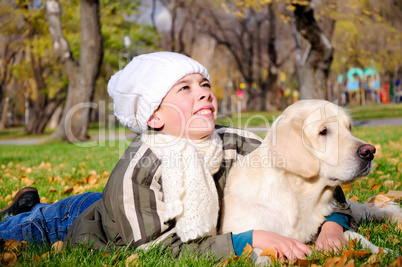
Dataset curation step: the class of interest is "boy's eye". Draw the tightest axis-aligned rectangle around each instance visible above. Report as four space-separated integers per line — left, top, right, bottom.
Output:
179 86 190 91
201 83 211 88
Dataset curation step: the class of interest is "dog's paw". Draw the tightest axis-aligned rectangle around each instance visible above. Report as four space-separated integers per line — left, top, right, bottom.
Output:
344 230 393 254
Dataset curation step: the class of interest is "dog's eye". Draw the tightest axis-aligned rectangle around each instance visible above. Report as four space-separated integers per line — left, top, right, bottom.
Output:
319 128 328 135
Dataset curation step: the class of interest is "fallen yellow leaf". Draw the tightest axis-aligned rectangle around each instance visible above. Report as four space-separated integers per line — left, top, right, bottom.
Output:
323 253 347 267
48 186 57 193
370 184 382 191
41 251 49 259
63 186 73 194
242 243 253 256
217 257 232 267
367 179 375 187
40 196 49 203
125 253 139 266
349 196 359 202
389 257 402 267
366 253 381 265
349 238 358 249
4 239 26 253
342 250 370 258
21 177 34 186
383 180 394 188
51 241 64 253
345 259 355 267
87 173 96 185
342 185 353 193
387 190 402 201
1 251 18 266
260 247 278 262
367 194 391 205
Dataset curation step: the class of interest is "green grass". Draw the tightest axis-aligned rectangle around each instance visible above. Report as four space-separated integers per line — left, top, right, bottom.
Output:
0 113 401 265
347 103 402 120
0 122 131 141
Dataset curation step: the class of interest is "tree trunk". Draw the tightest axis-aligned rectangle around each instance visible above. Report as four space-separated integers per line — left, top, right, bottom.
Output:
293 0 334 100
46 0 102 142
0 97 9 130
264 3 280 111
25 51 65 134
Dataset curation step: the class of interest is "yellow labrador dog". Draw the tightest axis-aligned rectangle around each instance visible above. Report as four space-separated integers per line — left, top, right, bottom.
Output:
221 100 401 263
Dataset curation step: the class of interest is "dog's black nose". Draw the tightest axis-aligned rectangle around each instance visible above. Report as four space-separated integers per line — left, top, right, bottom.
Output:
357 144 376 161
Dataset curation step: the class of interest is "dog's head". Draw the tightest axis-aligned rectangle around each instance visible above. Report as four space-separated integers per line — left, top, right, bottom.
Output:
268 100 375 186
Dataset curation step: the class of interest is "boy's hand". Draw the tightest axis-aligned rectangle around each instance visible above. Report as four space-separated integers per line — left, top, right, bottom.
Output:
252 230 312 262
315 221 347 252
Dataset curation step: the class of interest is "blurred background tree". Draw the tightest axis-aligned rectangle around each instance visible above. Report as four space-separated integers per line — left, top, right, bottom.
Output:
0 0 400 140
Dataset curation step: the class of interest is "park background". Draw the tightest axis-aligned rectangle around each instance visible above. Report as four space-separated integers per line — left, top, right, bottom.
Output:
0 0 401 142
0 0 402 266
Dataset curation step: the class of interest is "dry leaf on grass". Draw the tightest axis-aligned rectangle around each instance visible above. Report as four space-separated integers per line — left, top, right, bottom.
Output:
51 241 64 253
384 180 394 188
342 185 353 193
242 243 253 257
342 250 370 258
125 253 139 266
63 186 73 194
349 238 358 249
217 257 232 267
294 258 321 266
349 196 359 202
367 194 391 204
41 251 49 259
48 186 57 193
370 184 382 191
387 190 402 201
4 239 26 253
0 252 18 266
260 247 278 262
366 253 381 265
323 252 347 267
217 254 243 266
344 259 354 267
20 177 34 186
389 257 402 267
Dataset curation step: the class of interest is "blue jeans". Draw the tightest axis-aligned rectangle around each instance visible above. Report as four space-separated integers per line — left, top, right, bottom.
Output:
0 192 102 244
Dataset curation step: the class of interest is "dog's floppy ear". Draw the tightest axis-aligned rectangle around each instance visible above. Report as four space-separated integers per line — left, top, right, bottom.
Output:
269 116 319 178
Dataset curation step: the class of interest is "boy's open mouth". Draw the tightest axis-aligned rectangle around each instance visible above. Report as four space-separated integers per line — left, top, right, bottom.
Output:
194 106 215 116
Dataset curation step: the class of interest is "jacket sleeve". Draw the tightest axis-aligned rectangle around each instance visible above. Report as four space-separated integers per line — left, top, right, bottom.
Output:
328 186 358 231
154 232 236 260
65 201 236 260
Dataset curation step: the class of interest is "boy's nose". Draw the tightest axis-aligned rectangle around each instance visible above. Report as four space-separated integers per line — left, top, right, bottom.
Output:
198 88 212 101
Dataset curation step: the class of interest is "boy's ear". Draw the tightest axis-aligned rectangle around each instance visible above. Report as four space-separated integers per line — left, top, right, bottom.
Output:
147 114 164 129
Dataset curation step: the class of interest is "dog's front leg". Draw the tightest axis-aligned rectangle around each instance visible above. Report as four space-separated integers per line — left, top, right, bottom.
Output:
344 230 392 254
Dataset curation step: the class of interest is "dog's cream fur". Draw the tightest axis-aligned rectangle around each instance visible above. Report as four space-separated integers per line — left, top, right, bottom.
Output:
221 100 401 262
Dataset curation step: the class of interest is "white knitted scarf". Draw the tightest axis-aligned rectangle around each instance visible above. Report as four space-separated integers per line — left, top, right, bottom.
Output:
141 130 223 242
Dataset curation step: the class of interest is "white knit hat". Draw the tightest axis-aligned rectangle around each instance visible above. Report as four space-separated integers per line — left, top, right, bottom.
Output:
107 51 210 134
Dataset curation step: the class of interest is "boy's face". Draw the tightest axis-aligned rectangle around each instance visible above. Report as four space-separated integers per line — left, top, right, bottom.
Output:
148 73 218 139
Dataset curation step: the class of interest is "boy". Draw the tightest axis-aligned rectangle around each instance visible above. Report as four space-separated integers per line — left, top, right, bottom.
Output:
0 52 354 262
